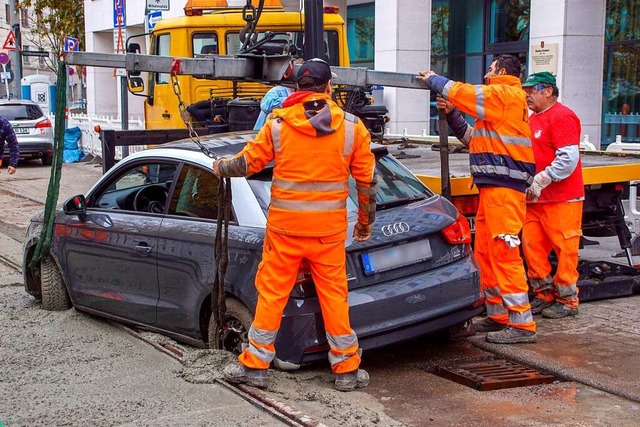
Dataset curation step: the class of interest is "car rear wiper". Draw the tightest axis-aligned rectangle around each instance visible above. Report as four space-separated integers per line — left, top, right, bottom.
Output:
378 196 426 210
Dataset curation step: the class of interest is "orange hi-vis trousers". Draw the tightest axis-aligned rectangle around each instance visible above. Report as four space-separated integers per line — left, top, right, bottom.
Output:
474 187 535 332
238 228 361 374
523 201 582 309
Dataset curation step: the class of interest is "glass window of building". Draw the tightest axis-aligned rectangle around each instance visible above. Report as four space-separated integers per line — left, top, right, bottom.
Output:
430 0 530 134
347 3 375 68
603 0 640 144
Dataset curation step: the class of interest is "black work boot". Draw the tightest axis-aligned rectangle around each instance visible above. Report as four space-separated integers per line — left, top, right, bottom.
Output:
223 361 269 389
530 297 554 315
473 317 507 333
486 327 537 344
335 369 370 392
541 302 578 319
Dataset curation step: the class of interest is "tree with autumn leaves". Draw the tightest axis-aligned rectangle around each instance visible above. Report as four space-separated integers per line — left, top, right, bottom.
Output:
19 0 84 76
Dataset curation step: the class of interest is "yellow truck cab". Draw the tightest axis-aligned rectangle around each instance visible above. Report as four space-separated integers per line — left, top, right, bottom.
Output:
144 0 349 130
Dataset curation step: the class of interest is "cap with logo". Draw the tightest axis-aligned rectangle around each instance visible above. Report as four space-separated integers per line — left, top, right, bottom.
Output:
522 71 557 87
296 58 335 86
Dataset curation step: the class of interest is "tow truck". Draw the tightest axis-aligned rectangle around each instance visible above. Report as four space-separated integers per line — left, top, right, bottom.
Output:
62 0 640 303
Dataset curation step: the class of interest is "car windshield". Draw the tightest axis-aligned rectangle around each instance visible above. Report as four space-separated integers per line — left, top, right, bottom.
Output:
0 104 43 120
247 153 433 216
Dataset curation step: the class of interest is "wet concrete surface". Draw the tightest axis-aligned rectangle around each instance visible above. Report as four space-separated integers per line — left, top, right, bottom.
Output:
2 158 640 425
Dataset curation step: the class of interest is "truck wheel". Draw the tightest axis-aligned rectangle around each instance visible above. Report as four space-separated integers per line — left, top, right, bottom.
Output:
40 256 71 311
208 298 252 354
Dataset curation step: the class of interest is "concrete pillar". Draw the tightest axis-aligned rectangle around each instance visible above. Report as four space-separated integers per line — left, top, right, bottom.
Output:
374 0 431 136
529 0 606 148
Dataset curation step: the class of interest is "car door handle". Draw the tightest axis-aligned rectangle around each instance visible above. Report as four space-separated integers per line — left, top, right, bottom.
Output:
134 242 153 256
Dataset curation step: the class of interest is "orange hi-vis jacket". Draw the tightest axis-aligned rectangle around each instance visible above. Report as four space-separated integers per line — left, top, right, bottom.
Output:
218 91 377 237
442 75 536 193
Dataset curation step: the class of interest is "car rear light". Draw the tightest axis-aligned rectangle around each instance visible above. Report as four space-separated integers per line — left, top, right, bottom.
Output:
35 118 52 129
442 214 472 245
290 259 316 297
451 195 479 216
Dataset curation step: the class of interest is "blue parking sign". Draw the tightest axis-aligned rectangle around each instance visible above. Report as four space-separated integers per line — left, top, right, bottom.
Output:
64 36 79 52
114 0 126 28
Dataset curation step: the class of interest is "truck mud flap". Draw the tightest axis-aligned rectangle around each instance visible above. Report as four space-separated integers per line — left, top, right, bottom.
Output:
576 261 640 302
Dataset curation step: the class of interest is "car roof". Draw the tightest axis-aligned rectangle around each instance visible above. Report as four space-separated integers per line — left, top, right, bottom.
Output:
0 99 38 106
145 130 389 158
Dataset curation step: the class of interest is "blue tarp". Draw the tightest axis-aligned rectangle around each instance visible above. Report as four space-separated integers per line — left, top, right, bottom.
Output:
63 127 85 163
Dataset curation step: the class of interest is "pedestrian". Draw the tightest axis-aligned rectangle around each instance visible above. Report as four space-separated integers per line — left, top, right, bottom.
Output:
0 115 19 175
253 58 304 130
521 71 583 319
213 58 378 391
417 54 537 344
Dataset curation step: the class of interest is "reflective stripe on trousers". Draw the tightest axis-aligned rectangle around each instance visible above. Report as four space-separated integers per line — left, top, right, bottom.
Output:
474 186 535 332
523 201 582 308
238 228 361 373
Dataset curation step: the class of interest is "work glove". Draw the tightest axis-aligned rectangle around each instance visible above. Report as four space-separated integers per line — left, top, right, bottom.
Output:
525 170 553 203
497 234 521 249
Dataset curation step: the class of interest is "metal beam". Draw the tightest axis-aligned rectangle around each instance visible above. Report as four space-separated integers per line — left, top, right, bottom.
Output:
64 52 430 90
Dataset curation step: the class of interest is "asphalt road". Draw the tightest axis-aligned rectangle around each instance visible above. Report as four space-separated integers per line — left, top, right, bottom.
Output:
1 157 640 426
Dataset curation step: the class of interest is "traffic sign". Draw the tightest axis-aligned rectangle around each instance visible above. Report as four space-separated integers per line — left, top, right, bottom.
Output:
146 0 170 11
0 52 9 65
22 50 49 57
64 36 80 52
2 30 16 50
146 11 162 32
114 0 126 28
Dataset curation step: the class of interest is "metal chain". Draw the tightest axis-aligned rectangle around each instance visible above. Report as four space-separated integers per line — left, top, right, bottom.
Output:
170 64 217 159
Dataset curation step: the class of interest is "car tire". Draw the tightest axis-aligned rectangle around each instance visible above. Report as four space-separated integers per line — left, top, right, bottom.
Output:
208 298 253 355
42 154 53 166
40 256 71 311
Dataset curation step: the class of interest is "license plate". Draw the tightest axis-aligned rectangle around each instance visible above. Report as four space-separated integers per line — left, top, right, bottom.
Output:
361 239 432 275
13 127 29 134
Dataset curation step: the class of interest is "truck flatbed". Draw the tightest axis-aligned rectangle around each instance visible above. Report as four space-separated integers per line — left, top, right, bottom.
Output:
386 139 640 196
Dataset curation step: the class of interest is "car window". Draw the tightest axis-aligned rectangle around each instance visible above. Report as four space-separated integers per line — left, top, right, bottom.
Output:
0 103 44 120
168 164 222 220
246 153 431 216
92 162 177 212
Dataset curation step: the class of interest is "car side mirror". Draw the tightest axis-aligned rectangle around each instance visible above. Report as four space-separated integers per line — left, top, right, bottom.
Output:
127 43 142 77
63 195 87 221
128 75 145 94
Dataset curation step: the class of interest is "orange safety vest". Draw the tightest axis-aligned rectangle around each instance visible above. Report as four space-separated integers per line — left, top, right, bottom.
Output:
229 92 377 237
443 75 535 192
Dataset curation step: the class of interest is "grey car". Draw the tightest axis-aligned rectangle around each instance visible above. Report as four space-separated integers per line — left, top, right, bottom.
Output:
23 131 482 368
0 99 54 165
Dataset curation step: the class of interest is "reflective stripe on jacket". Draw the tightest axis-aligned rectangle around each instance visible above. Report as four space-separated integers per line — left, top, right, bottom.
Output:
443 75 535 193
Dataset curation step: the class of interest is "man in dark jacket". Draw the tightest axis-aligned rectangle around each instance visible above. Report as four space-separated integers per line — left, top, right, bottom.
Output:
0 115 19 174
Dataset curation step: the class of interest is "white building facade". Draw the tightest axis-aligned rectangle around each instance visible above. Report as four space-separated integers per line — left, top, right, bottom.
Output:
83 1 638 148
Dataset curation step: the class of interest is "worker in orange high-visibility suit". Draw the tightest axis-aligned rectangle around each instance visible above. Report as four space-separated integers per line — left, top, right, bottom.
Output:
521 72 584 319
418 54 537 344
213 58 377 392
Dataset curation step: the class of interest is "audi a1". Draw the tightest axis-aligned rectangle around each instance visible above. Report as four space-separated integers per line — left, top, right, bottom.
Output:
23 131 482 368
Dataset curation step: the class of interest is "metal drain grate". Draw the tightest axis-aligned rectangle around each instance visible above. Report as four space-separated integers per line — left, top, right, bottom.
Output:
435 359 556 391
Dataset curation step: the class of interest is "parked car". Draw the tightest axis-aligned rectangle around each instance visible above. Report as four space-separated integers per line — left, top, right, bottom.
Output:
23 131 482 368
0 99 54 165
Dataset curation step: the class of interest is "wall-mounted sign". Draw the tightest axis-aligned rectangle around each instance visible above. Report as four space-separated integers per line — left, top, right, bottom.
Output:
147 0 170 11
530 41 559 76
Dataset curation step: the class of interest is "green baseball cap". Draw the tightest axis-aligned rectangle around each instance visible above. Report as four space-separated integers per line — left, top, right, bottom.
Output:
522 71 557 87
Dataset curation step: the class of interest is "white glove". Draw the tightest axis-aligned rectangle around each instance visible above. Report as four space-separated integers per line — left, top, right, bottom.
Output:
498 234 521 249
526 170 553 202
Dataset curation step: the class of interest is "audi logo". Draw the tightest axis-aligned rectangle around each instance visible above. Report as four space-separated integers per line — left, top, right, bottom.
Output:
381 222 410 236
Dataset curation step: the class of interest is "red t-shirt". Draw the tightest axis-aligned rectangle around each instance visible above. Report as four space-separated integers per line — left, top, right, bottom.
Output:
529 102 584 203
